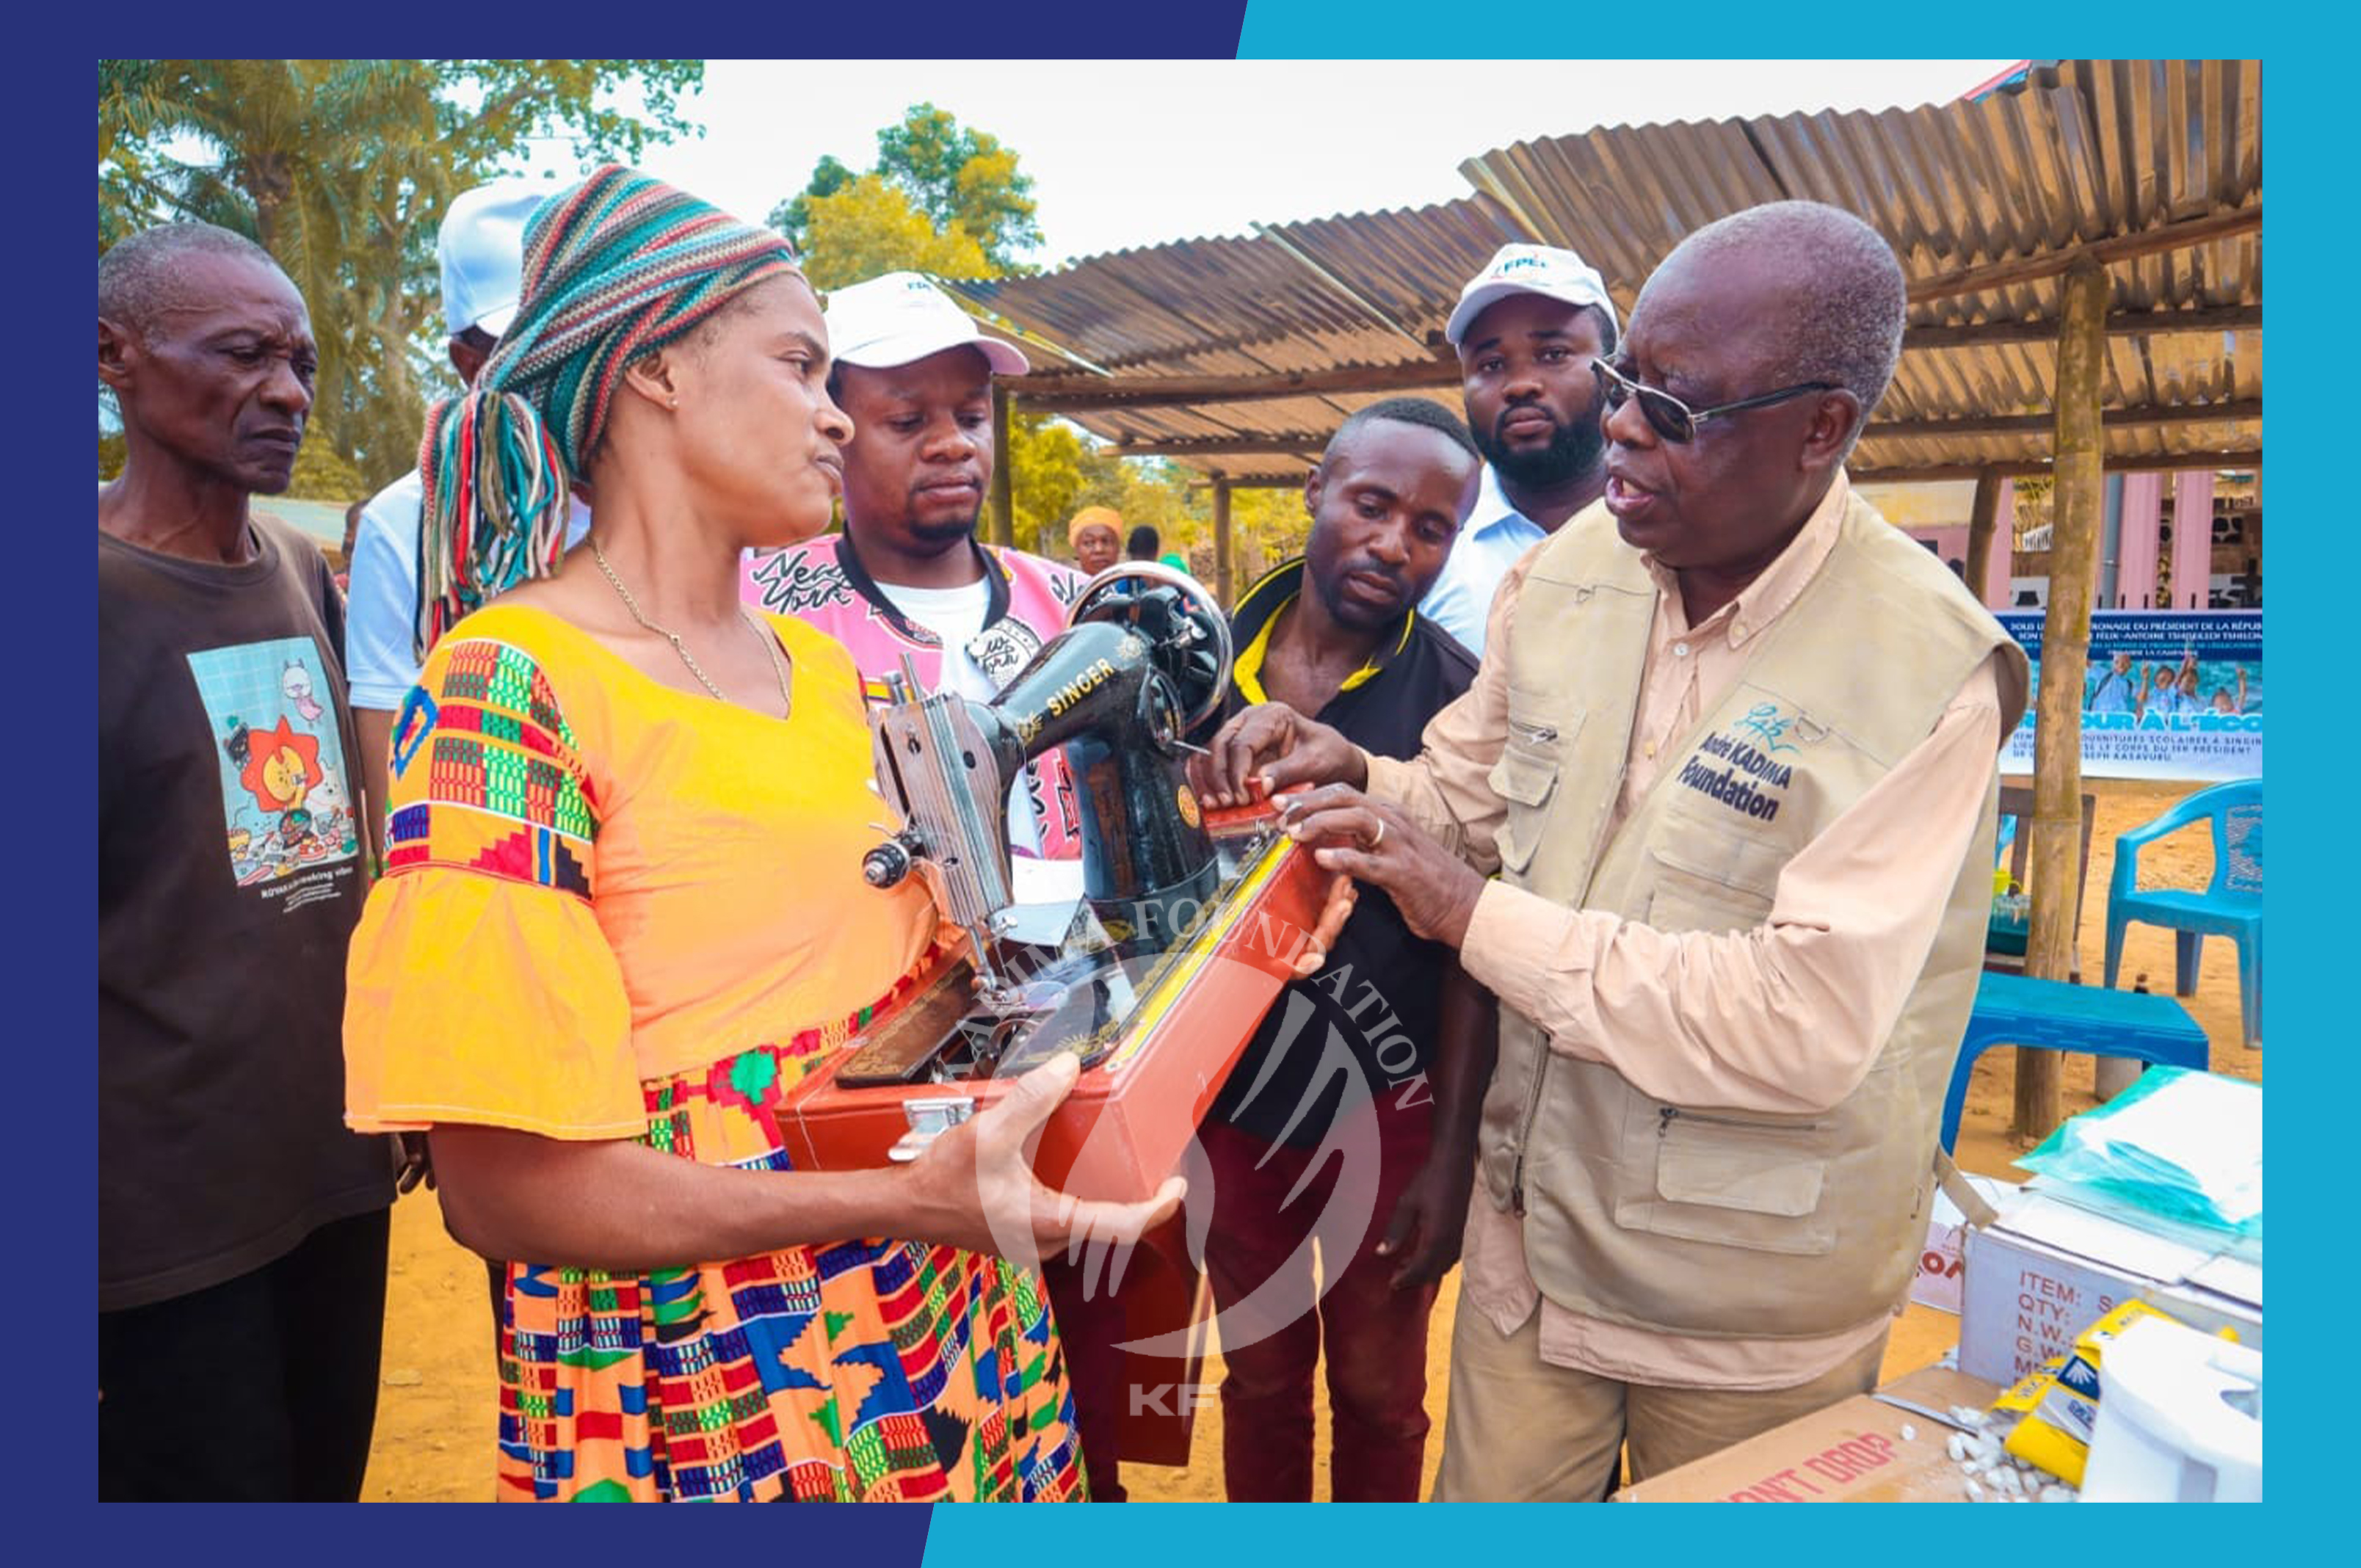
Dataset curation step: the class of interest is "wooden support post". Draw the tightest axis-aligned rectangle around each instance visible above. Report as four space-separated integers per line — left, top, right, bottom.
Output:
2015 261 2108 1140
1212 474 1234 609
1965 470 2003 609
990 385 1016 550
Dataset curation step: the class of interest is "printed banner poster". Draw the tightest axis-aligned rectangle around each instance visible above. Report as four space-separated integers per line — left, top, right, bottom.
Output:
2002 610 2261 781
185 635 362 910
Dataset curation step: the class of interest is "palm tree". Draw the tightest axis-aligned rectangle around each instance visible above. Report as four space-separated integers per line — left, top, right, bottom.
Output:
98 59 706 487
101 60 446 482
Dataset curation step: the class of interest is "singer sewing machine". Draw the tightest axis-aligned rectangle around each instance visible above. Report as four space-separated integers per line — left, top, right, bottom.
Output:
775 562 1330 1206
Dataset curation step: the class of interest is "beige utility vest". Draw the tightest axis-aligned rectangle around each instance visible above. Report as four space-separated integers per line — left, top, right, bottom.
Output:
1479 492 2029 1339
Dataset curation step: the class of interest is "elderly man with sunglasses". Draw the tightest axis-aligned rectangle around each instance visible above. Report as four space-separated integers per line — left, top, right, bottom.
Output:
1191 201 2028 1502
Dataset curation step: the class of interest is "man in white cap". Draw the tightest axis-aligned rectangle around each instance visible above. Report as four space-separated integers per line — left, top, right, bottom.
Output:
742 270 1087 895
742 271 1160 1494
1418 244 1619 656
344 179 592 850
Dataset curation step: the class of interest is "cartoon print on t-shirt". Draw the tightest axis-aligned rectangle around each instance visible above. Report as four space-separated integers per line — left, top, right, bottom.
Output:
280 658 325 723
186 636 360 895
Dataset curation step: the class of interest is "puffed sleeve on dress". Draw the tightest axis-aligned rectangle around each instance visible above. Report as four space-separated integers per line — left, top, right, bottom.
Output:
344 629 645 1141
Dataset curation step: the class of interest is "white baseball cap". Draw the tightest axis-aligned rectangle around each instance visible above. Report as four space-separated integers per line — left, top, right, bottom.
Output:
1446 244 1619 350
438 178 548 341
823 271 1029 375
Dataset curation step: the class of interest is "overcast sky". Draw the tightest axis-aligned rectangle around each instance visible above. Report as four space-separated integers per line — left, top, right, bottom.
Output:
511 59 2024 269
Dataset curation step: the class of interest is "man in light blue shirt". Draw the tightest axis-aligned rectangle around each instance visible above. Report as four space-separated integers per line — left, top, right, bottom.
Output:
345 180 590 854
1419 245 1618 656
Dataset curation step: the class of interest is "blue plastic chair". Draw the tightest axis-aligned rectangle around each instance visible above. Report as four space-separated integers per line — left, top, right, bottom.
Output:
1941 971 2211 1150
2102 780 2261 1050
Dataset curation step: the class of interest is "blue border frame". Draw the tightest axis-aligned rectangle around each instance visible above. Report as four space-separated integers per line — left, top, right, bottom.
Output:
60 12 2310 1558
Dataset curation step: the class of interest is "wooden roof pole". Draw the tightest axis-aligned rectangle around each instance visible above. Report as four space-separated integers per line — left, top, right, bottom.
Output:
2014 259 2109 1140
1007 307 2261 414
1211 473 1234 611
1117 399 2260 463
1965 470 2006 609
1853 449 2259 484
990 385 1016 550
1907 206 2260 305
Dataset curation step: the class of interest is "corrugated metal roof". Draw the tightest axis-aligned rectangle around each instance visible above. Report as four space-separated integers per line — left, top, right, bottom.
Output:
950 229 1423 376
945 59 2258 486
1257 197 1531 347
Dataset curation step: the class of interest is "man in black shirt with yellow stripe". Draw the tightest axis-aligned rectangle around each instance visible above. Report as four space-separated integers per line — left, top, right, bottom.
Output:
1195 399 1497 1501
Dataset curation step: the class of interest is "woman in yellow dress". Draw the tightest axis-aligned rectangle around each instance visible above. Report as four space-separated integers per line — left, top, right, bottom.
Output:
342 167 1185 1501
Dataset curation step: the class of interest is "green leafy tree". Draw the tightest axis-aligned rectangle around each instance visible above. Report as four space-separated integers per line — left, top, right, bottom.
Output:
771 102 1040 285
1007 412 1090 554
766 153 855 257
1056 451 1200 560
99 59 705 488
1229 484 1313 583
762 103 1169 564
874 104 1040 269
798 175 990 291
283 438 371 503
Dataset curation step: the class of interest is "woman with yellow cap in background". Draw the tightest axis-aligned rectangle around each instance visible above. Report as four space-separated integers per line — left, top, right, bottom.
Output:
1066 506 1123 577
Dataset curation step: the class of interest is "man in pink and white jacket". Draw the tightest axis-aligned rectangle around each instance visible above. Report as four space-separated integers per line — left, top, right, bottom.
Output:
743 271 1086 902
743 273 1158 1498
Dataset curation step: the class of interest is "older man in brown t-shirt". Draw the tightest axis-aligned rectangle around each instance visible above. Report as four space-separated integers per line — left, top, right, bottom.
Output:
99 222 400 1500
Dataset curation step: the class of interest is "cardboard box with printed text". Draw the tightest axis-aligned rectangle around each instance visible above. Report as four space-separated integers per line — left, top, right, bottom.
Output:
1617 1367 2004 1503
1958 1190 2261 1387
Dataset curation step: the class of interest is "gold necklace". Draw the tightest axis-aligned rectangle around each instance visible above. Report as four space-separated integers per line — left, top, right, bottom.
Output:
588 537 791 715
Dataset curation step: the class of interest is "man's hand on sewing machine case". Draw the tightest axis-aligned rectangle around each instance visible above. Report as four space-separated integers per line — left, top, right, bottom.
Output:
1283 786 1485 952
1178 701 1363 975
1188 700 1366 807
901 1050 1186 1271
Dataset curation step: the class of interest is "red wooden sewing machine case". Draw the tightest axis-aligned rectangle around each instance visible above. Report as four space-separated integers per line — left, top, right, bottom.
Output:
775 799 1326 1202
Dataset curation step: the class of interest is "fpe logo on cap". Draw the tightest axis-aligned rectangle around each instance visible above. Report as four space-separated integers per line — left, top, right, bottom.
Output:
1446 242 1618 350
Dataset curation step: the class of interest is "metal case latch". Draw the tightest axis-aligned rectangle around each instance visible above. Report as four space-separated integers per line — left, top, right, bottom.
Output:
888 1095 977 1162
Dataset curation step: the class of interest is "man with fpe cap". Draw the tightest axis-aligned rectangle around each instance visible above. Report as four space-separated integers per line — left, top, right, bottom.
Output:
1419 244 1617 657
345 179 593 852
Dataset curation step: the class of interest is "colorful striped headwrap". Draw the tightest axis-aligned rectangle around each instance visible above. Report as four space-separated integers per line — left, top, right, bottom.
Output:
413 164 804 656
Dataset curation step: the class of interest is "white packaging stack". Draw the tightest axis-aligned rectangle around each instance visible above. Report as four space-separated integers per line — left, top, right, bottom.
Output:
1959 1070 2263 1388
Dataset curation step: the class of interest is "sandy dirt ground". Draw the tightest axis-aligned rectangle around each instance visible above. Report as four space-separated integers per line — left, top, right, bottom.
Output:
360 777 2257 1503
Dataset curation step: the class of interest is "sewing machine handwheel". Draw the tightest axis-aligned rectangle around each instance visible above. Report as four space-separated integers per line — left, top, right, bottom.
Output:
862 838 913 888
1065 560 1234 736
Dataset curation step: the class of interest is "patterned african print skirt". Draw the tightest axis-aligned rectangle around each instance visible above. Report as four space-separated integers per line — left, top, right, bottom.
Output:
493 1026 1086 1502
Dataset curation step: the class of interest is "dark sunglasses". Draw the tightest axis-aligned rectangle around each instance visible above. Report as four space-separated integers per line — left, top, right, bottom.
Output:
1592 359 1838 444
